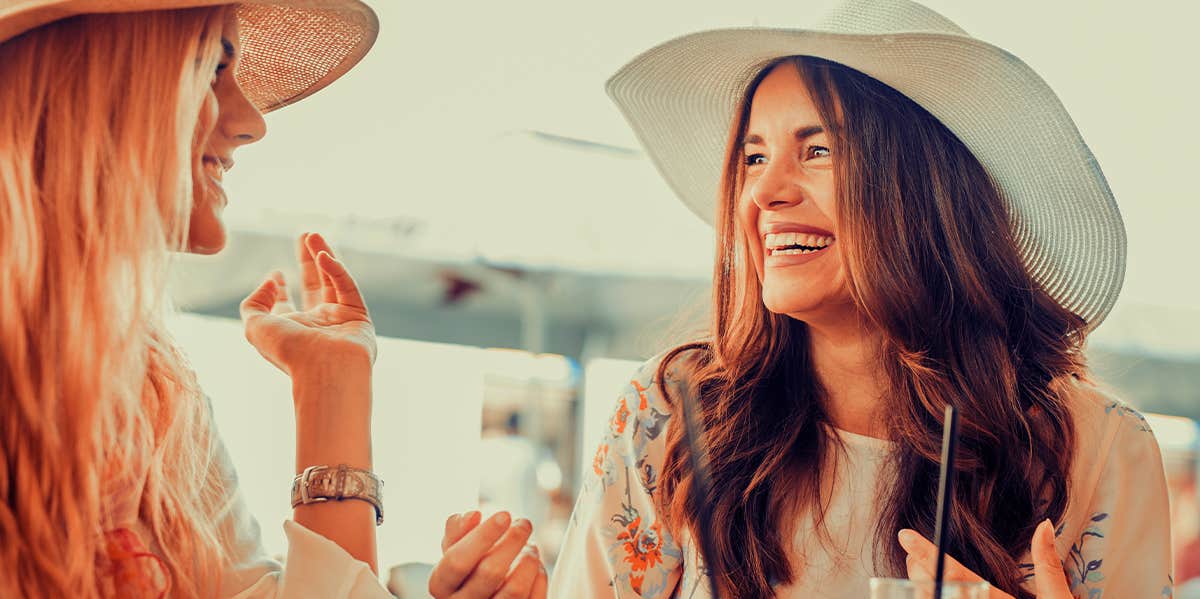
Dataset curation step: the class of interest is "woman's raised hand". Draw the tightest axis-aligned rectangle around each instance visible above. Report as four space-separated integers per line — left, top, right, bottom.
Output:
899 519 1072 598
429 510 548 599
239 232 376 380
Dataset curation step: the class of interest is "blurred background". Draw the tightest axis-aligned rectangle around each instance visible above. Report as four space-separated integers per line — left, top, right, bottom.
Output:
167 0 1200 595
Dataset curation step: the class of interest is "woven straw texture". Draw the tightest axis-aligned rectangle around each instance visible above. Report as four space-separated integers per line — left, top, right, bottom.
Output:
606 0 1125 328
235 0 374 111
0 0 378 113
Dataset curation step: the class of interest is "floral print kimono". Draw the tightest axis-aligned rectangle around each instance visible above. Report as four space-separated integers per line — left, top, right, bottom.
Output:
550 354 1174 598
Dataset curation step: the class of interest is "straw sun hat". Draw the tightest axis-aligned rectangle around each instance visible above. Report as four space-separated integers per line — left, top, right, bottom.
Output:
608 0 1125 328
0 0 377 112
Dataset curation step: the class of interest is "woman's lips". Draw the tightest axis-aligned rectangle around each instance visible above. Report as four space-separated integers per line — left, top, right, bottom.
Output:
200 157 227 206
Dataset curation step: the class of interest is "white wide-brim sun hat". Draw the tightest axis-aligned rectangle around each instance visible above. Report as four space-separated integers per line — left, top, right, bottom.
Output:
607 0 1125 328
0 0 378 113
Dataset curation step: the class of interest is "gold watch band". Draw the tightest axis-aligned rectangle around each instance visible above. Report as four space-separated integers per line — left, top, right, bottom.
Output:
290 464 384 526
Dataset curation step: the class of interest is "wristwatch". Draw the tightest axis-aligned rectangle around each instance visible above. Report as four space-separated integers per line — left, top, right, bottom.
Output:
290 464 384 526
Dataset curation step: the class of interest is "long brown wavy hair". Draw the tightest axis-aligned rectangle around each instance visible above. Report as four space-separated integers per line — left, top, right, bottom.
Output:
656 56 1089 598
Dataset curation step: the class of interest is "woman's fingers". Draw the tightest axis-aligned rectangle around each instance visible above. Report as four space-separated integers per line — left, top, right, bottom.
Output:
428 511 514 597
317 250 367 311
900 529 1020 599
297 233 323 310
454 518 535 597
239 276 278 324
493 545 541 599
239 276 288 372
528 563 548 599
897 529 989 583
1031 519 1073 598
305 233 339 304
305 231 337 260
270 271 296 315
442 510 482 553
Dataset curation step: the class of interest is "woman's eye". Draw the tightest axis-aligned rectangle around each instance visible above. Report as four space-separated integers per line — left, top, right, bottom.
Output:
212 63 229 84
807 146 831 160
744 153 767 167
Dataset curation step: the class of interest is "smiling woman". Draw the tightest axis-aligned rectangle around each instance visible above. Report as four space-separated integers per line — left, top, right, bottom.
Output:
190 26 268 254
737 62 845 320
508 0 1174 598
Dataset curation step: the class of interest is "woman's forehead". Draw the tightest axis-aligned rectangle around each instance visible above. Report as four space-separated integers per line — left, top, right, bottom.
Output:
746 63 822 135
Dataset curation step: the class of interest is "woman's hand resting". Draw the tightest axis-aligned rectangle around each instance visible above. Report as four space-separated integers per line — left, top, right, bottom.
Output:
899 519 1073 598
429 510 547 599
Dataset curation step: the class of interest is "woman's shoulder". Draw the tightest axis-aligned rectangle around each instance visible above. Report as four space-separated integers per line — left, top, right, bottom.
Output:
1064 378 1156 451
624 346 706 416
598 347 705 463
1061 378 1164 506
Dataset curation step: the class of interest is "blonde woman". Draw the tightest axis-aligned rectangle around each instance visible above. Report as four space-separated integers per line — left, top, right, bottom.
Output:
0 1 531 597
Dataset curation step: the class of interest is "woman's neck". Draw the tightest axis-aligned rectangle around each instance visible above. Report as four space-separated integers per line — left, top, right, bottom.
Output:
804 313 887 439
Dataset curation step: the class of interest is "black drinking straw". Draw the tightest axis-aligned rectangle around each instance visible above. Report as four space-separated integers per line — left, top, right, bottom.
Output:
932 404 959 599
680 391 722 599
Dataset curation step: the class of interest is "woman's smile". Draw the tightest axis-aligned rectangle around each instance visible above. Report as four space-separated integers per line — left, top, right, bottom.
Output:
763 226 837 267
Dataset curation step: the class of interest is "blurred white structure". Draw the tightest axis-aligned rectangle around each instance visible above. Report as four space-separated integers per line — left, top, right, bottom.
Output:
168 313 484 569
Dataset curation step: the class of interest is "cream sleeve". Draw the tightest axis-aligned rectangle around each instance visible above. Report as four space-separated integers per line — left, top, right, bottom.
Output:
1049 402 1174 598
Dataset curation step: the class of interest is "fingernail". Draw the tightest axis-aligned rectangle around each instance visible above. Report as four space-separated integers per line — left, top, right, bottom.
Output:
1040 519 1055 541
531 544 541 557
514 518 532 532
490 511 511 529
897 529 918 548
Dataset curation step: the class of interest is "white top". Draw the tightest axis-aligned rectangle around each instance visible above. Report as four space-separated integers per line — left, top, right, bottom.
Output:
772 430 891 599
550 354 1175 598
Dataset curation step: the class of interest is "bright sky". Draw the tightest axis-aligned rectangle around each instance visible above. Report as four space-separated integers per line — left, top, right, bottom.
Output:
222 0 1199 310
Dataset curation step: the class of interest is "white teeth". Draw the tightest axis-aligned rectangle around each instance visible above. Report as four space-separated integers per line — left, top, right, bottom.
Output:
763 232 835 253
204 159 224 179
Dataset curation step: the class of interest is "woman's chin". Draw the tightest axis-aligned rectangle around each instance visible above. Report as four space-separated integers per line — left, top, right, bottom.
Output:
185 220 227 255
762 289 821 317
762 292 856 325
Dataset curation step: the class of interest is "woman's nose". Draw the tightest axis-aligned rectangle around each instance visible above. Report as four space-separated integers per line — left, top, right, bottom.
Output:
750 160 805 211
218 83 267 147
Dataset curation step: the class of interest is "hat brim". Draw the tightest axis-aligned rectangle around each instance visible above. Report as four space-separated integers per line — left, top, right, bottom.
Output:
607 27 1125 328
0 0 378 113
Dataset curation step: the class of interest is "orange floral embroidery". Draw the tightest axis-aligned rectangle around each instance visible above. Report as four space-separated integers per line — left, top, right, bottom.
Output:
98 528 170 599
610 397 631 435
593 443 610 476
615 516 665 594
631 380 650 410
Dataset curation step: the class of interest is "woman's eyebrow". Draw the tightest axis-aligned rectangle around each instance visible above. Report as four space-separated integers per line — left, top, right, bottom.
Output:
741 126 825 146
221 38 235 60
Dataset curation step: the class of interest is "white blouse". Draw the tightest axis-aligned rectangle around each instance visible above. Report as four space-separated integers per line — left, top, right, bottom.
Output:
212 434 394 598
550 354 1175 598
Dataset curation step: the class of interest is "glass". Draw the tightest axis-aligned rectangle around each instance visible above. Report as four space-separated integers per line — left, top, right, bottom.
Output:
869 578 991 599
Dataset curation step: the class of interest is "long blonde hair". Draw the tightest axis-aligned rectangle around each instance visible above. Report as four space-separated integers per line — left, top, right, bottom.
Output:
0 7 237 597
